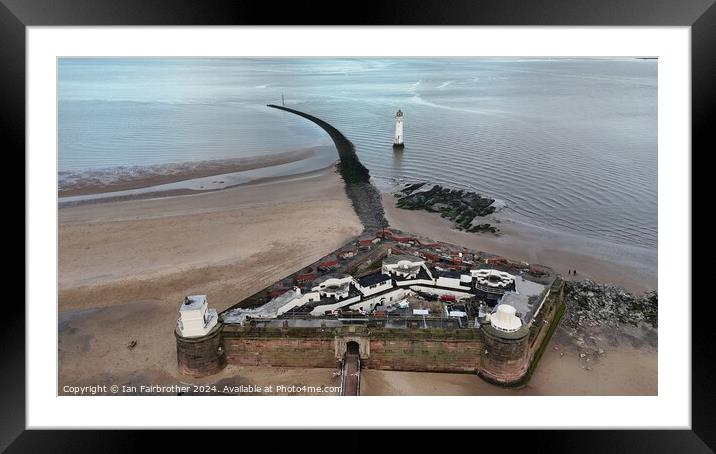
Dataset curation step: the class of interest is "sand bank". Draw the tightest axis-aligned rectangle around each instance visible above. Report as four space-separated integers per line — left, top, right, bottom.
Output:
59 146 338 204
382 193 657 294
58 146 331 197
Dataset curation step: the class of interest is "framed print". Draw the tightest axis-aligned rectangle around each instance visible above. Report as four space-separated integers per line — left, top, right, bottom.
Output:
7 0 713 450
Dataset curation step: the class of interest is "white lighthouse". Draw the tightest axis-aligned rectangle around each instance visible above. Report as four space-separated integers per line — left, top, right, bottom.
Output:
393 109 404 149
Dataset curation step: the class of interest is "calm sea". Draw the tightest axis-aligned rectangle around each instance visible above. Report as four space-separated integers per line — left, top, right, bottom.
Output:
59 58 657 250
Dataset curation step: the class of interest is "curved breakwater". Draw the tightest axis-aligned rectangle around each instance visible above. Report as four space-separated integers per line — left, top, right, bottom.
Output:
267 104 388 230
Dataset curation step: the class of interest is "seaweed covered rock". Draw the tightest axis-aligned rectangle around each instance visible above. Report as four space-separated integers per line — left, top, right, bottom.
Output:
394 182 498 233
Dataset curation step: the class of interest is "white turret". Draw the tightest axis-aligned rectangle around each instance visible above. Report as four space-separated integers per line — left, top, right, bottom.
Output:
489 304 522 332
176 295 218 337
393 109 404 148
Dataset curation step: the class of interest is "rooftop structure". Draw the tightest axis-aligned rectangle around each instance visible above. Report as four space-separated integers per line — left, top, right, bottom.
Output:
472 269 515 289
357 272 392 287
312 274 353 299
176 295 218 337
382 254 425 279
489 304 523 332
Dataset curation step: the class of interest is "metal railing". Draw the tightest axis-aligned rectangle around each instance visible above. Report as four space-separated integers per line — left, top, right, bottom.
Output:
339 358 346 396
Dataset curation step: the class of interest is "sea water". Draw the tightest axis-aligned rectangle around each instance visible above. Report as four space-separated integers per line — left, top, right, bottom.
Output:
59 58 657 251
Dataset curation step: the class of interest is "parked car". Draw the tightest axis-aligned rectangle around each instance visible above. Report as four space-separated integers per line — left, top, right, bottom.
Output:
417 291 438 301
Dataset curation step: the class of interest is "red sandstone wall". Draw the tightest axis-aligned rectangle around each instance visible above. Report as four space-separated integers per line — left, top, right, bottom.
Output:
176 326 226 378
219 335 482 373
479 328 530 385
223 337 339 369
364 338 482 372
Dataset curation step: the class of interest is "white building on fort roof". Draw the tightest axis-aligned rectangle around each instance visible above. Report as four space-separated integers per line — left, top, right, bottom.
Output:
312 274 353 299
176 295 218 337
382 254 425 279
186 254 551 333
472 269 515 289
488 304 523 332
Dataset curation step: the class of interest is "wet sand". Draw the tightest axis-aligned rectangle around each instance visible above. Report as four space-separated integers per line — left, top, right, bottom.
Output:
59 301 341 396
361 324 657 396
59 147 321 197
382 193 657 294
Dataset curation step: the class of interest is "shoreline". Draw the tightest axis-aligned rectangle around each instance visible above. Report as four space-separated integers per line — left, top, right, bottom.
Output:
59 97 657 296
58 167 657 294
382 192 656 294
59 164 340 208
58 146 334 199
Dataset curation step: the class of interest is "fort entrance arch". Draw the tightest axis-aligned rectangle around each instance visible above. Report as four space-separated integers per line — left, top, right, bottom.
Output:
346 341 360 355
335 335 370 358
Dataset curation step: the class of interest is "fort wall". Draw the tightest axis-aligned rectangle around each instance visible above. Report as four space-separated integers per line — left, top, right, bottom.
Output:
223 337 339 369
365 338 482 372
479 324 531 384
175 322 226 378
175 279 565 386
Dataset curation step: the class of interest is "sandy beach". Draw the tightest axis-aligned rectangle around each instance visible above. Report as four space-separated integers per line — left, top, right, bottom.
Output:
58 166 363 389
361 346 657 396
59 167 361 292
361 323 657 396
59 298 342 396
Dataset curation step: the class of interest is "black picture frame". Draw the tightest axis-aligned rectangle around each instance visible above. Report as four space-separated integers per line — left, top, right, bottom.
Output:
5 0 711 450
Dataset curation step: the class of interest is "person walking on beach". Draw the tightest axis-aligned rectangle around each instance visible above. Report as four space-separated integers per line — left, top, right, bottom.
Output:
568 269 571 276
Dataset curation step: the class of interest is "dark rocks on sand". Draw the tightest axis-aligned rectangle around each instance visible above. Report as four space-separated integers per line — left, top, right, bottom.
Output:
564 280 658 329
394 183 498 233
